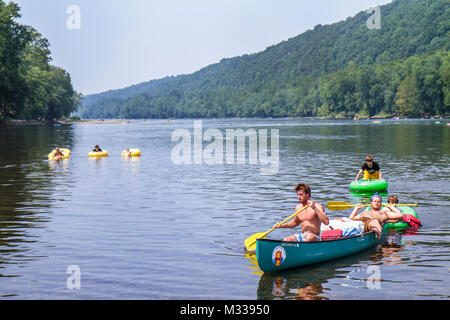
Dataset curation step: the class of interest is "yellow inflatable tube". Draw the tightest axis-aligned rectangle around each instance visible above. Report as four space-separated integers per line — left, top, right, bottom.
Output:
88 150 108 157
48 148 71 160
121 149 141 157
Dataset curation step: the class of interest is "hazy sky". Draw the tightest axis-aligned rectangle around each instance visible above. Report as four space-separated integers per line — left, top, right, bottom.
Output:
14 0 392 95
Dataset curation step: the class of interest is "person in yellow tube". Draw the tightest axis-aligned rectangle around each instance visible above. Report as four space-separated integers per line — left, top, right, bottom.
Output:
92 145 103 152
53 147 64 158
122 148 132 157
355 155 382 180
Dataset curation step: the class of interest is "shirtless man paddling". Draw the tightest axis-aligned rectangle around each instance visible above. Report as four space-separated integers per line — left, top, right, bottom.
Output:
273 183 329 242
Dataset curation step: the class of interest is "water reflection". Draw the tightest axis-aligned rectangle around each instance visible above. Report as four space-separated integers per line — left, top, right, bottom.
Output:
48 158 70 171
250 227 423 299
245 252 263 276
254 257 354 300
372 228 424 265
0 125 75 275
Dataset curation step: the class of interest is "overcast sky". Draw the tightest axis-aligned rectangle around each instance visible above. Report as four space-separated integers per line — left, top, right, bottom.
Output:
14 0 392 95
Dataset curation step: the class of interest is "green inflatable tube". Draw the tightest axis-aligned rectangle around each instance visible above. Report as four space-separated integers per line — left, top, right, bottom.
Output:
349 179 388 192
350 190 388 199
364 206 418 229
385 206 418 229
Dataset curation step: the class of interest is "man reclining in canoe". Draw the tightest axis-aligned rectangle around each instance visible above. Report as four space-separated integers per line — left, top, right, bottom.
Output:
349 193 403 239
273 183 329 242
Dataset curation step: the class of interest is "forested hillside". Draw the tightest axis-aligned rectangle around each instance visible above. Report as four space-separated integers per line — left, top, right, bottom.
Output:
81 0 450 119
0 1 80 124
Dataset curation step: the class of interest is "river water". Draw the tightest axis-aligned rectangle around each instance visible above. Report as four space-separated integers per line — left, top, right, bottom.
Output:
0 118 448 299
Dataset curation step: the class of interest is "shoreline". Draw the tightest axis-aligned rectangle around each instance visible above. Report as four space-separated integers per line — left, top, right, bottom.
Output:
3 116 449 126
58 119 138 125
2 119 140 126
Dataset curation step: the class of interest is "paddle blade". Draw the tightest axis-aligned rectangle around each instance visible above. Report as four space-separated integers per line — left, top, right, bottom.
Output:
244 232 266 252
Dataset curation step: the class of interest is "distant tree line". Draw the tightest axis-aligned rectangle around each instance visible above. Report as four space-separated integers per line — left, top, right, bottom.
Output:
82 50 449 120
79 0 449 119
308 50 449 118
0 1 80 124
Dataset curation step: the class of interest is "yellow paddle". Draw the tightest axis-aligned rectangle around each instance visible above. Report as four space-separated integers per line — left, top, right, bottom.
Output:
327 201 418 211
244 205 310 252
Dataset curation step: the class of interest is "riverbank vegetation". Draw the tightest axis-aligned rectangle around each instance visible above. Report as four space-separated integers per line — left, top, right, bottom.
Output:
81 0 449 119
0 1 80 124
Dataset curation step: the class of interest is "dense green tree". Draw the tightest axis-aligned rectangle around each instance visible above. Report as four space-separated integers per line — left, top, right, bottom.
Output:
395 76 420 116
0 0 79 124
0 1 28 122
441 62 450 109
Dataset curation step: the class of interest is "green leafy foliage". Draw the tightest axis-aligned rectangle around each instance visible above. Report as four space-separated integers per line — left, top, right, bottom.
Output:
0 1 80 123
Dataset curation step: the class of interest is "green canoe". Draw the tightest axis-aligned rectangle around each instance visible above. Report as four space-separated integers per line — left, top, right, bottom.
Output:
349 179 388 192
256 227 386 272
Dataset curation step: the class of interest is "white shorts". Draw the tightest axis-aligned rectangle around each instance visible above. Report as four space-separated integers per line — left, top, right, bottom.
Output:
294 231 321 242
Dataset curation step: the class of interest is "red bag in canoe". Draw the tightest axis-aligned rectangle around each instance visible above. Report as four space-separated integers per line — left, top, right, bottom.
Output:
321 229 343 241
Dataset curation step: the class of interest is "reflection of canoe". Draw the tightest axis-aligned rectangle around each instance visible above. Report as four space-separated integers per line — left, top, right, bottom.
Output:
256 246 382 299
349 179 388 192
256 227 386 272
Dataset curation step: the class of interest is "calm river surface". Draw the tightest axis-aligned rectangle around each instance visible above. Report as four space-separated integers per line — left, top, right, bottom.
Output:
0 118 449 299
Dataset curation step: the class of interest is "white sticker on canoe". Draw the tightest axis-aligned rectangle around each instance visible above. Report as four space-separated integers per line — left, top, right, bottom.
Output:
272 246 286 266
